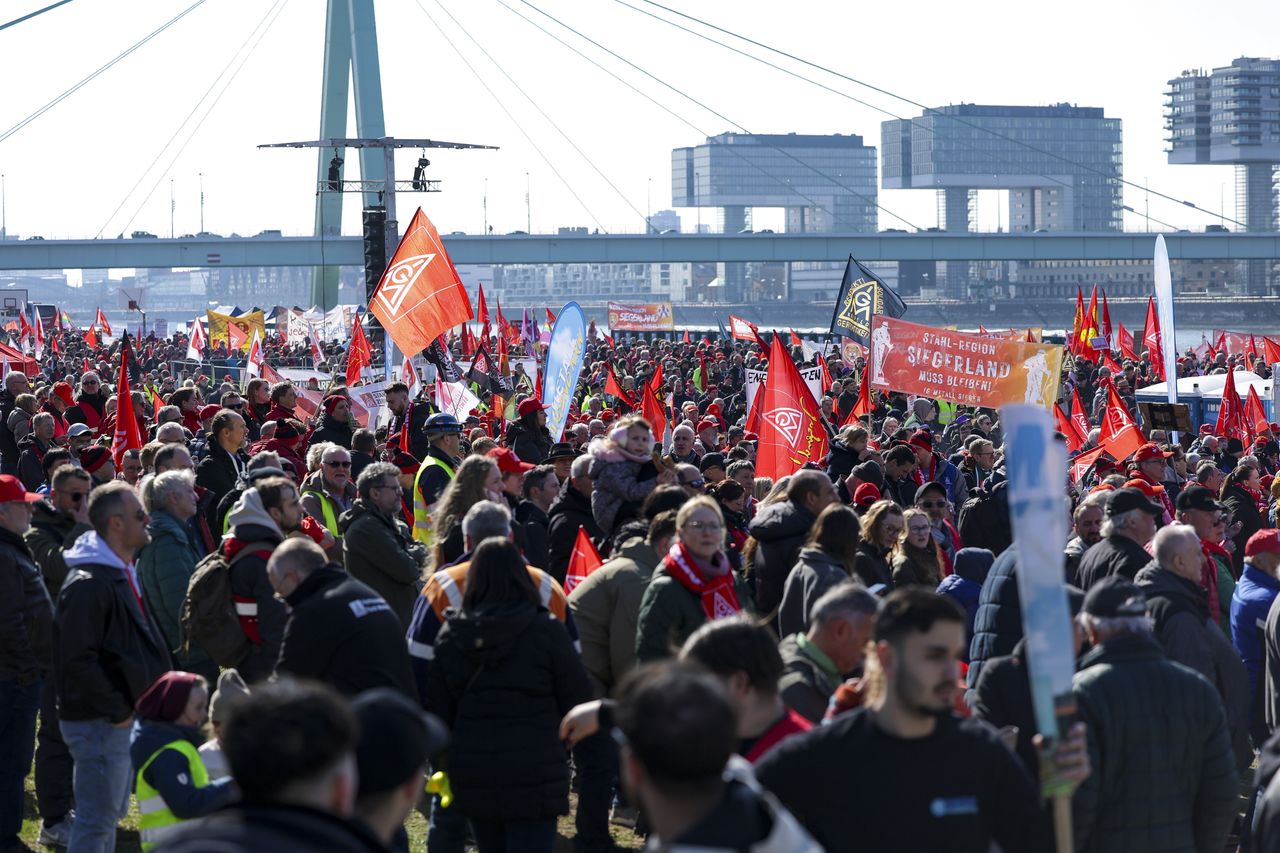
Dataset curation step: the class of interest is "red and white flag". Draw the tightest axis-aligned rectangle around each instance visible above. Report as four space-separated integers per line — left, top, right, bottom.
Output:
434 379 480 420
245 329 265 377
306 322 326 369
563 527 603 593
95 308 112 336
728 315 759 342
33 315 44 360
1099 385 1144 462
756 332 829 481
1215 369 1250 444
186 318 206 362
1245 384 1269 438
346 314 372 386
402 355 419 393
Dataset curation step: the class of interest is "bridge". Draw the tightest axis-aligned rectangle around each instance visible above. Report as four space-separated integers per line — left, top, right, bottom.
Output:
3 231 1280 271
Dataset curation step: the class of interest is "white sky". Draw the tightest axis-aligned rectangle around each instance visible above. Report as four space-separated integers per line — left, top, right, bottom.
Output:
0 0 1276 240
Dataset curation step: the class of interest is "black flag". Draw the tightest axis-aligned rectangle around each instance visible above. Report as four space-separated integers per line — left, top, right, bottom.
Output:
468 344 512 396
424 337 462 383
830 255 907 345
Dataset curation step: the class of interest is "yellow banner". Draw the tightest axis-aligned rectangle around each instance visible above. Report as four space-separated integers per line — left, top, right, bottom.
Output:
206 310 266 352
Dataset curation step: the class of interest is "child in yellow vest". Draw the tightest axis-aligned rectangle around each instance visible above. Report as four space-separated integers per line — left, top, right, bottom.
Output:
129 672 236 851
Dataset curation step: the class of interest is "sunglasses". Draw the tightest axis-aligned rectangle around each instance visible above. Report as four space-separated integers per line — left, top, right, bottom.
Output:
683 478 706 488
66 492 88 503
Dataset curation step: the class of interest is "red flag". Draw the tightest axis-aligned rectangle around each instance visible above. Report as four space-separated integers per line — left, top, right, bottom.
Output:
227 322 247 351
1025 328 1035 343
1100 291 1113 344
1055 403 1084 452
1264 336 1280 366
728 315 758 342
84 326 99 349
368 208 474 356
842 367 872 426
95 308 112 336
1115 322 1137 361
1069 287 1085 356
1069 446 1109 484
1142 297 1165 380
605 363 636 408
603 333 614 348
563 527 604 593
17 312 32 343
1248 334 1260 362
1246 384 1269 437
50 333 60 356
1216 369 1250 444
1103 351 1122 373
111 336 144 466
756 332 829 481
459 323 476 359
818 354 834 395
682 330 692 344
1099 384 1144 462
788 328 803 348
640 367 666 441
545 307 556 326
1071 387 1091 437
346 314 372 386
477 283 491 343
1078 286 1100 361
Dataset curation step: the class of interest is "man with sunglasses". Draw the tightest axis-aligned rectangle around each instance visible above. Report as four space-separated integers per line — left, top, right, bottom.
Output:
301 445 356 543
62 372 107 435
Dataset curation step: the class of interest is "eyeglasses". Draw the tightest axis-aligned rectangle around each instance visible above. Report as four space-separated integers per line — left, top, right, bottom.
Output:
918 500 947 509
684 520 722 531
374 482 403 494
683 479 706 488
324 460 352 468
65 492 88 503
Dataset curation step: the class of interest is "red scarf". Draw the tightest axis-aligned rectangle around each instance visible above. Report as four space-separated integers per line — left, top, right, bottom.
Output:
662 540 741 621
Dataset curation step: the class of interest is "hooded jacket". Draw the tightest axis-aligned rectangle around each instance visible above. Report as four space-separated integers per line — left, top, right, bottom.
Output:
55 531 171 722
275 564 416 699
25 499 94 596
966 545 1022 690
338 498 427 628
222 490 286 683
587 440 660 535
425 600 590 821
746 500 817 618
776 547 851 637
936 547 995 657
16 432 49 493
306 413 353 450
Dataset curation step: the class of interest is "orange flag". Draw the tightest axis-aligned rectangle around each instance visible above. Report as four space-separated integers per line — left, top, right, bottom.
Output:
564 528 603 593
347 314 372 386
756 332 829 481
84 326 99 349
111 336 144 466
369 208 474 357
1245 384 1269 437
1099 384 1144 463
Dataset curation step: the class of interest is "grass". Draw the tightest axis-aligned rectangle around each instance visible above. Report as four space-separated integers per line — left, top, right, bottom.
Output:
19 770 642 852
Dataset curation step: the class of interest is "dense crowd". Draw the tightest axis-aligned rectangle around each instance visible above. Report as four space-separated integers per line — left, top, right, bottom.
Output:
5 318 1280 852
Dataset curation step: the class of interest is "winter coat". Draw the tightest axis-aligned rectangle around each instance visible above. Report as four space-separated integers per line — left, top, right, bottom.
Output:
1136 565 1254 772
0 389 19 464
299 470 356 536
1071 634 1238 853
1075 533 1155 591
0 526 53 681
152 803 386 853
891 542 942 589
513 500 550 572
547 484 604 584
339 499 427 628
1230 562 1280 724
658 764 821 853
936 547 995 660
1251 729 1280 852
195 444 246 531
587 442 659 535
635 564 752 664
222 491 286 683
777 633 841 725
129 720 234 821
275 564 415 699
425 600 590 821
746 500 817 618
956 482 1012 556
1064 535 1090 587
852 540 893 591
970 640 1040 779
567 536 660 697
136 510 212 674
505 417 553 464
54 531 172 722
1224 482 1266 576
24 499 93 596
965 545 1022 690
776 547 851 637
16 433 49 493
824 439 862 484
306 414 353 450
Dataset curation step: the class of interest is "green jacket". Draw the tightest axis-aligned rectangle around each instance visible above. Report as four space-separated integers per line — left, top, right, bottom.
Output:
24 499 93 596
567 537 660 696
1070 634 1237 853
635 564 751 664
339 499 427 628
136 510 204 663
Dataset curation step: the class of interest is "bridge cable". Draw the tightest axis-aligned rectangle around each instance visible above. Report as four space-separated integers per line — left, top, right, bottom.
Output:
97 0 289 238
626 0 1247 229
412 0 611 232
0 0 77 33
432 0 649 231
511 0 920 231
0 0 207 146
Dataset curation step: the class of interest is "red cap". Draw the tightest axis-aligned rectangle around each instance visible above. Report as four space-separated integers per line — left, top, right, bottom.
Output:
487 446 534 475
1124 478 1165 499
1134 442 1174 463
696 419 718 433
517 397 545 418
52 381 74 407
853 483 881 507
907 429 933 451
1199 425 1214 435
199 404 221 421
80 446 111 474
1271 423 1280 434
0 474 41 504
1246 529 1280 558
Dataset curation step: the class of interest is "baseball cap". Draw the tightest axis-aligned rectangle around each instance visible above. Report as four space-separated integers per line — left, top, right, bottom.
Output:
1105 487 1161 518
0 474 42 504
698 453 726 473
487 447 534 475
66 423 93 439
517 397 545 418
696 419 719 433
352 688 449 797
1082 575 1147 618
853 482 881 508
199 404 221 421
1134 442 1174 463
1246 530 1280 558
1175 485 1224 514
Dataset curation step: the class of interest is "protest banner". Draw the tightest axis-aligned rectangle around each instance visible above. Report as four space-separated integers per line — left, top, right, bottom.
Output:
206 310 266 352
543 303 587 441
868 316 1063 410
606 301 674 332
745 365 823 414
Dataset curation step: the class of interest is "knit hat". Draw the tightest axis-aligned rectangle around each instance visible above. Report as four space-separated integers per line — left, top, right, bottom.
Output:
274 421 300 440
208 669 250 726
52 381 74 407
353 688 450 797
698 452 726 473
80 445 110 474
851 460 884 489
322 394 346 415
392 451 420 474
135 671 202 722
853 482 881 508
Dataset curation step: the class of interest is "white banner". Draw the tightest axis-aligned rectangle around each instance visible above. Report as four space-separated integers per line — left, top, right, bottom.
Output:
746 364 823 414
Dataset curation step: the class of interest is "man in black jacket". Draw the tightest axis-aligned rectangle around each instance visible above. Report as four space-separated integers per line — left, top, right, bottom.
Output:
385 382 434 463
195 409 248 531
1076 487 1160 590
269 538 417 700
747 470 836 618
0 474 50 852
547 455 604 584
55 482 171 852
155 679 387 853
514 464 557 572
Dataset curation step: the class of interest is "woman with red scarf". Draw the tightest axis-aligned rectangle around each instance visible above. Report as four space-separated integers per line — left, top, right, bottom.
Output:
635 496 751 663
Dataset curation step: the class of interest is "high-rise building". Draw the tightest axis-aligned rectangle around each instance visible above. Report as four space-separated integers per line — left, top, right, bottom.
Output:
1167 57 1280 294
672 132 877 301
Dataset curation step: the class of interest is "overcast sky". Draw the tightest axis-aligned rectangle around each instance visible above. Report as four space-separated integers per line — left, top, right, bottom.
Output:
1 0 1277 241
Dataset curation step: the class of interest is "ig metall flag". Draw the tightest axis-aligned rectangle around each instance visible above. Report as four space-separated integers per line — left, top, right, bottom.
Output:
1002 404 1077 764
829 255 907 346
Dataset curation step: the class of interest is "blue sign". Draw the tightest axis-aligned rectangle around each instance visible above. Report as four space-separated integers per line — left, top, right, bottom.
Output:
542 302 587 442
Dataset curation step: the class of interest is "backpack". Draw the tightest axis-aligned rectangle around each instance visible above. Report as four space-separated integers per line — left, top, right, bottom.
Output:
181 540 276 667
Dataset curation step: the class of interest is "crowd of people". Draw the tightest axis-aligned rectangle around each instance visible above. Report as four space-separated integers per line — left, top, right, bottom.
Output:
4 317 1280 852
